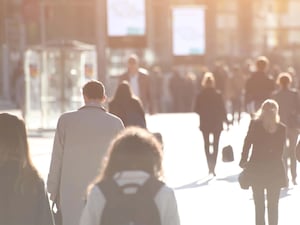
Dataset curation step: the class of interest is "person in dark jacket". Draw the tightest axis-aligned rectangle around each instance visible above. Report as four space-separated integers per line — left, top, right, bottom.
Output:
194 72 228 176
245 56 275 113
272 72 300 186
109 80 147 129
0 113 54 225
239 99 287 225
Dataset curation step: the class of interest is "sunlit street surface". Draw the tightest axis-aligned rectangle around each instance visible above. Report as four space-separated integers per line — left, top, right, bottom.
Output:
27 112 300 225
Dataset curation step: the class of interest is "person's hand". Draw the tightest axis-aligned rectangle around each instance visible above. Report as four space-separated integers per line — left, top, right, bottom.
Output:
239 160 248 169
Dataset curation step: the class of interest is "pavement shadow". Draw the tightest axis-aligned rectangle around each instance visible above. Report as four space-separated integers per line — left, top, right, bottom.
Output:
174 176 215 190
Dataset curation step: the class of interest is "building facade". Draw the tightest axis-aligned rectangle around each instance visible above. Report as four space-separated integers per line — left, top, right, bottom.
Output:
1 0 300 99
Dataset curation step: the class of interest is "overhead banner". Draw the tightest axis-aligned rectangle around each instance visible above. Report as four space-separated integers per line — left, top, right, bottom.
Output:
106 0 146 47
172 6 206 57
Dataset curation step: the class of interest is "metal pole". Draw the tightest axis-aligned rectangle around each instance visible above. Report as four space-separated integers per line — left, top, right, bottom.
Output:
95 0 107 83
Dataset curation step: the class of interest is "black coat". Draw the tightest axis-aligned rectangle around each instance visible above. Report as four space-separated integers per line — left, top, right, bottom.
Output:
109 98 147 129
194 87 227 132
119 69 153 113
240 120 287 188
0 161 54 225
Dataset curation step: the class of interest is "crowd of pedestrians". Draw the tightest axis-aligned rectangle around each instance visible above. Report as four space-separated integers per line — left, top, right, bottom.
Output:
1 54 300 225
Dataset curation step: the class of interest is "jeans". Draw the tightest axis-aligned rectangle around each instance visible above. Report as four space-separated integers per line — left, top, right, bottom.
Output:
252 185 281 225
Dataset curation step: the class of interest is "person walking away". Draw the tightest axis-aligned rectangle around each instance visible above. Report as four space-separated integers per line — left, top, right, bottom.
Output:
245 56 275 114
194 72 228 176
109 80 147 128
272 73 300 185
0 113 54 225
239 99 287 225
80 127 180 225
119 54 153 114
47 80 124 225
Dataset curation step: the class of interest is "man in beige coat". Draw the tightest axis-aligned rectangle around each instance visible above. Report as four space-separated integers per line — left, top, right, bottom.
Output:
47 80 124 225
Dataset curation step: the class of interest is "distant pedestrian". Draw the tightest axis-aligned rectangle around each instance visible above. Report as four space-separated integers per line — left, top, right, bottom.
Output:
239 99 287 225
272 73 300 186
119 54 153 114
0 113 54 225
47 80 124 225
194 72 228 176
109 80 147 128
80 127 180 225
245 56 275 113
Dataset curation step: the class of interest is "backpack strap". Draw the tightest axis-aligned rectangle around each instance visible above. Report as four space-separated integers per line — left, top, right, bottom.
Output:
138 177 164 198
97 177 164 199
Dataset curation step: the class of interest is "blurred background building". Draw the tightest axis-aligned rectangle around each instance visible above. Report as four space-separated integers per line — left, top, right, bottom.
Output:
1 0 300 101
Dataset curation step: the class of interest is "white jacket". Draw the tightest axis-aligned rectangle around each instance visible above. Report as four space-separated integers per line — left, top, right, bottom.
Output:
80 171 181 225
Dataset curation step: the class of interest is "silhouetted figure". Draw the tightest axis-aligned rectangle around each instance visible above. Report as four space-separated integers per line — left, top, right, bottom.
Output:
245 56 275 113
239 99 287 225
109 80 147 129
194 72 228 176
47 80 124 225
272 73 300 186
0 113 54 225
150 66 164 113
227 65 247 123
119 54 153 114
169 71 184 112
80 127 180 225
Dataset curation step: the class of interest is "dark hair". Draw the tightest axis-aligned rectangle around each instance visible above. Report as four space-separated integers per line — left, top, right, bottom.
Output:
82 80 105 99
0 113 40 193
97 127 163 182
111 81 133 103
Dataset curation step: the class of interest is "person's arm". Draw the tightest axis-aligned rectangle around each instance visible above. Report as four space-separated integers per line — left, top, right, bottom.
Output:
37 179 55 225
47 116 65 202
80 186 105 225
155 186 181 225
239 120 255 168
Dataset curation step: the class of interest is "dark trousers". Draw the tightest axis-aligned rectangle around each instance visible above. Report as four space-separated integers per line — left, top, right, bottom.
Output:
252 185 281 225
202 130 221 174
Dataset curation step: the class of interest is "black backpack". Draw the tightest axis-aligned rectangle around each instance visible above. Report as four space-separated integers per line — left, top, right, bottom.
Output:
97 177 164 225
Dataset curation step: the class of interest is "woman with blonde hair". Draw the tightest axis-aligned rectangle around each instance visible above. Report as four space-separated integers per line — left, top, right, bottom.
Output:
194 72 228 176
0 113 54 225
239 99 287 225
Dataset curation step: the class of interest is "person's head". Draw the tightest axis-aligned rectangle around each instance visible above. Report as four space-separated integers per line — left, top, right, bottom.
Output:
113 80 133 102
255 99 280 132
201 72 216 88
276 72 292 89
255 56 269 72
127 54 139 73
82 80 106 104
0 113 30 166
99 127 163 181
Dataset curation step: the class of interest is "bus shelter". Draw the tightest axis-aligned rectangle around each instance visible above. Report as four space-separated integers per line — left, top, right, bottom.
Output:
24 40 97 130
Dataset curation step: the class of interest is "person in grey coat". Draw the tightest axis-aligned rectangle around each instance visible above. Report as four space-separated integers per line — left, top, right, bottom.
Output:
272 72 300 185
47 80 124 225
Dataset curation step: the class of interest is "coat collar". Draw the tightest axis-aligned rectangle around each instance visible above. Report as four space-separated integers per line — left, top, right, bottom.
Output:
79 103 106 111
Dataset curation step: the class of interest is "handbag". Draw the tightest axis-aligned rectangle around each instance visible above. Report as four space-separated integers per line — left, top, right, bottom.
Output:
222 145 234 162
52 200 62 225
221 128 234 162
238 169 251 190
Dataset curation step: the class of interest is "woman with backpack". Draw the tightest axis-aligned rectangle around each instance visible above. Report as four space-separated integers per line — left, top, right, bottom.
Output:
0 113 54 225
80 127 180 225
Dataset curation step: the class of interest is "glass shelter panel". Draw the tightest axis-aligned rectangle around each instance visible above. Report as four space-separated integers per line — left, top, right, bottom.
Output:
24 41 97 130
